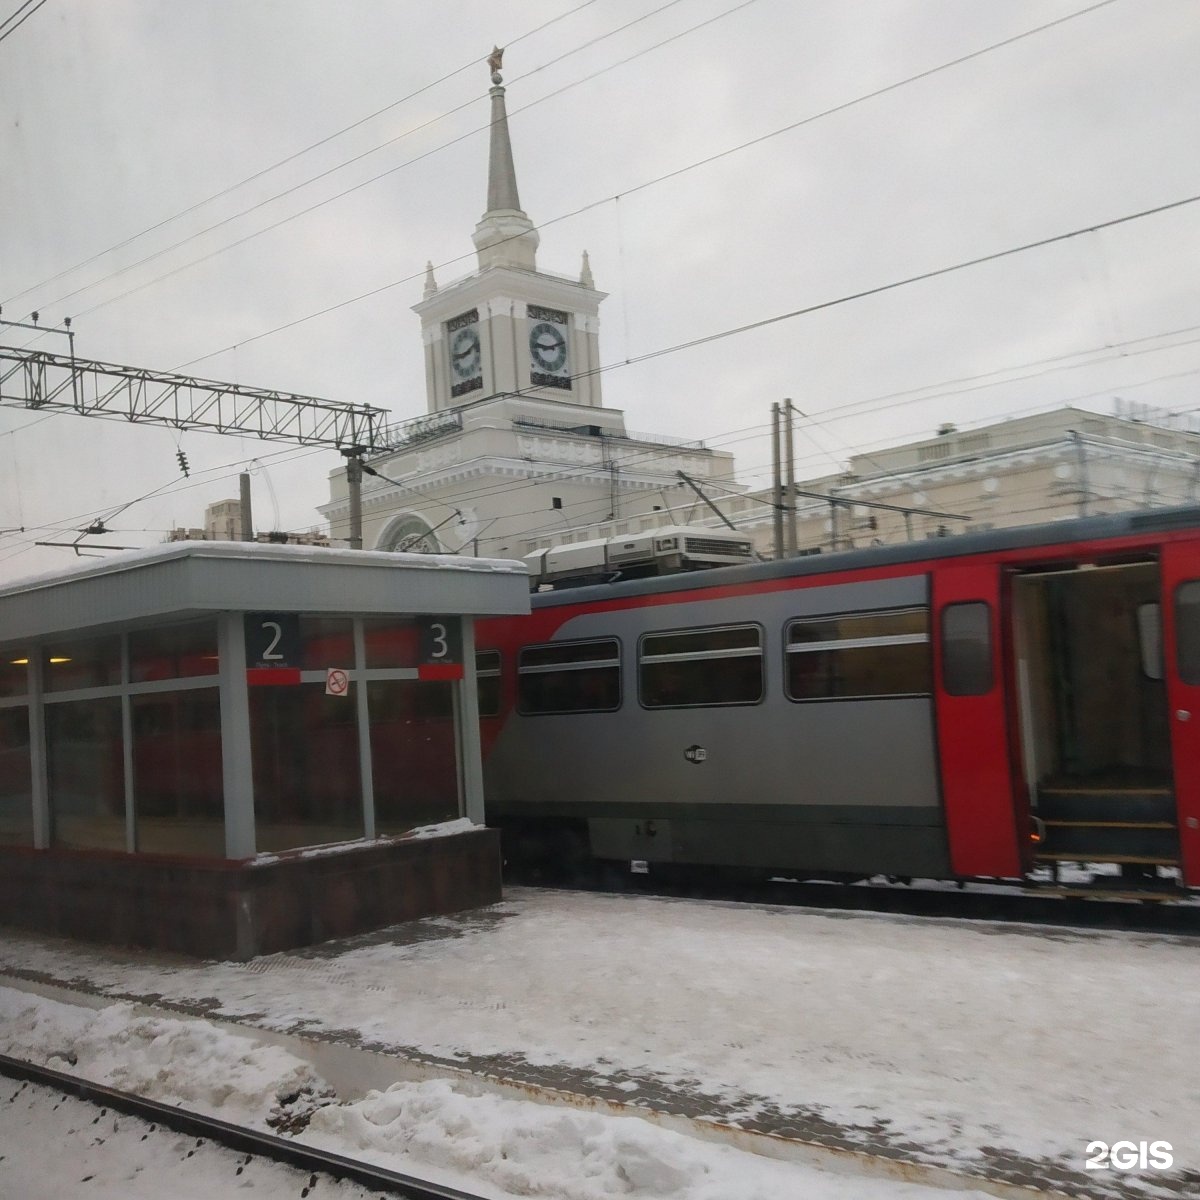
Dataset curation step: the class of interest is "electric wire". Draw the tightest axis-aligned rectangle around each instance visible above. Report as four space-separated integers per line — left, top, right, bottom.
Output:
0 0 47 44
19 0 713 318
1 0 605 305
169 0 1132 369
122 0 1120 367
0 0 37 35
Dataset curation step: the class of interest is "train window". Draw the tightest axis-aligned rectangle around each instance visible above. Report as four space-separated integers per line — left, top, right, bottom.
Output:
941 602 993 696
517 639 620 714
476 649 502 717
785 609 930 701
639 624 763 708
1176 581 1200 685
1136 603 1163 681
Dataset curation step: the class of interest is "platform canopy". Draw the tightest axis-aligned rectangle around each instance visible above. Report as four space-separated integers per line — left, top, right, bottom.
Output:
0 540 529 640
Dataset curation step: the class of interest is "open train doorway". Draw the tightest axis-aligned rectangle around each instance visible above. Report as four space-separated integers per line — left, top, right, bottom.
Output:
1011 559 1179 886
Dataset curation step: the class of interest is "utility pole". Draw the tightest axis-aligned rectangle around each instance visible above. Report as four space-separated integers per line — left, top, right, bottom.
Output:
770 401 784 559
1068 430 1089 517
239 472 255 542
343 449 365 551
783 399 798 557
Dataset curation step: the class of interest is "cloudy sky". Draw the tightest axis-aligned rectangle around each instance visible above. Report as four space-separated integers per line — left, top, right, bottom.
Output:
2 0 1198 581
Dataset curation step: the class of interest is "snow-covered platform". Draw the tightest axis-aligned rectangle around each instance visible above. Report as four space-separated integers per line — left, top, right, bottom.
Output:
2 889 1197 1199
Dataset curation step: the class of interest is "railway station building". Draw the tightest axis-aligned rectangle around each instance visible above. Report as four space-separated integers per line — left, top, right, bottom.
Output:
0 540 528 959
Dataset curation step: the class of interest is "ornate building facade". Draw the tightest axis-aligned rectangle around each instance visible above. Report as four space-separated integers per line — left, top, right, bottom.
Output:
321 55 736 557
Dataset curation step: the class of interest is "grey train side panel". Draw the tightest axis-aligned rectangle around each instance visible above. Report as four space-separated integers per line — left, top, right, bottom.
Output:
486 574 953 877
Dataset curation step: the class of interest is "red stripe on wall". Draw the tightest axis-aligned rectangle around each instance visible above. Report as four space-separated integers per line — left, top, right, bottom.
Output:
246 667 302 686
418 662 464 681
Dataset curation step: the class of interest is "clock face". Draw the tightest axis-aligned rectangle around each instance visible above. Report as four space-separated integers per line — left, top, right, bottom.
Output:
450 326 481 380
529 321 567 373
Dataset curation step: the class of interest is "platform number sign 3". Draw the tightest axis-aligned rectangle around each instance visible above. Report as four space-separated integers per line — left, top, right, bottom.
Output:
419 616 461 664
244 613 301 669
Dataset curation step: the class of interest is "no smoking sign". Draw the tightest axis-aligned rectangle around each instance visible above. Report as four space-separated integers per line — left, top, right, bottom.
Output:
325 668 350 697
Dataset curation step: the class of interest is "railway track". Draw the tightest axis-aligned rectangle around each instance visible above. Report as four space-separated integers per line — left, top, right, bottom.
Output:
510 863 1200 935
0 1052 487 1200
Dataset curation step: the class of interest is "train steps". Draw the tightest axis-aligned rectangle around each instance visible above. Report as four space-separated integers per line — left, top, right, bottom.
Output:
1032 781 1180 872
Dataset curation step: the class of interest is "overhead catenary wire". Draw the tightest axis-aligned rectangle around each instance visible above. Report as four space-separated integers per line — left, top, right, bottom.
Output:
0 0 48 44
1 0 606 306
163 0 1128 369
24 0 1111 332
15 0 716 318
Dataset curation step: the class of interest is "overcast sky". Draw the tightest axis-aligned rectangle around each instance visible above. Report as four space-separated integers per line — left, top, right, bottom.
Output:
2 0 1199 581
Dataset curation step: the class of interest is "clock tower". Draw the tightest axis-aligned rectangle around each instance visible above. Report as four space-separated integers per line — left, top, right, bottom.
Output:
321 49 739 559
413 48 606 412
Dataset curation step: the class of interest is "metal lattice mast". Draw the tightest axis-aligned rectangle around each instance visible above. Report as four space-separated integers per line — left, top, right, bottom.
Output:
0 344 389 451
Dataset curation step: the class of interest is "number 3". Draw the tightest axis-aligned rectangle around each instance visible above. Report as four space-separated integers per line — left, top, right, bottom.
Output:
430 622 448 659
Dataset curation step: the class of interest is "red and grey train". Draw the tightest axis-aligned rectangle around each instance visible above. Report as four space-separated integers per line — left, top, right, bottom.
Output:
475 506 1200 895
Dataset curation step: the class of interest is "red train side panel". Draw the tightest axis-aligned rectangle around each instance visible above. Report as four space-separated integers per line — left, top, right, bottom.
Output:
933 562 1022 878
1162 538 1200 887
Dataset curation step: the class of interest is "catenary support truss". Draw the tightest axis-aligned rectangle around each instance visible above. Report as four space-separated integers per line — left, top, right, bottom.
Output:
0 345 389 450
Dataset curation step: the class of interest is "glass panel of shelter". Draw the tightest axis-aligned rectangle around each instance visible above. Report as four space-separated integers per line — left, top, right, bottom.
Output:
0 615 467 859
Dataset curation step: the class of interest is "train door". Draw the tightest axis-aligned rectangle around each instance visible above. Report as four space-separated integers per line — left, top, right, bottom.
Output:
1011 558 1178 889
933 563 1022 878
1162 540 1200 887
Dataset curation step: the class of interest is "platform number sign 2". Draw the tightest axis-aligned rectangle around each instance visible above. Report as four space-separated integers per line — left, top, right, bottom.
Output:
419 616 461 664
244 612 301 669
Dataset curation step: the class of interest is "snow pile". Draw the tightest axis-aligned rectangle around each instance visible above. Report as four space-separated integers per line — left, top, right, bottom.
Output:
301 1076 969 1200
0 989 323 1125
0 985 983 1199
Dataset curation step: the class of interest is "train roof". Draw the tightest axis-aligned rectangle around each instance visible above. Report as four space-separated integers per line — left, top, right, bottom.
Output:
530 504 1200 609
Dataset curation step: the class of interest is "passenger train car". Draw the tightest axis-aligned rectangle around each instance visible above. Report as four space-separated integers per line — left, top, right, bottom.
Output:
476 506 1200 895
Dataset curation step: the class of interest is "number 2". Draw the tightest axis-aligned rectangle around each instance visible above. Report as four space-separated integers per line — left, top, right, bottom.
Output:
261 621 284 661
1085 1142 1108 1170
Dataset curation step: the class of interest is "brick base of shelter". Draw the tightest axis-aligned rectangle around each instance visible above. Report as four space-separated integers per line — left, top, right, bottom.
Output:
0 829 502 960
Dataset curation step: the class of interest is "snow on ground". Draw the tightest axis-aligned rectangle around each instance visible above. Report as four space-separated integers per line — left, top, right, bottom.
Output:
0 988 988 1199
2 1078 380 1200
2 888 1198 1193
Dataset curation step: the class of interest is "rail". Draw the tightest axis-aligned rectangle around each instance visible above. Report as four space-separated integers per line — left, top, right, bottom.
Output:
0 1053 488 1200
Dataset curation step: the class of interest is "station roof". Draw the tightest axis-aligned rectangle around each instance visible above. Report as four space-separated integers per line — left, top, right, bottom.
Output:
0 541 530 642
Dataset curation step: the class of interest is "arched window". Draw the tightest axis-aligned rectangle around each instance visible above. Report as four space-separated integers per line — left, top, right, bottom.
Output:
376 515 442 554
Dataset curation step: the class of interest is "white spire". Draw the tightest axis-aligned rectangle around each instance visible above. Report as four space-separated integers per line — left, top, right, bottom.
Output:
422 260 438 298
472 48 539 271
579 250 594 289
